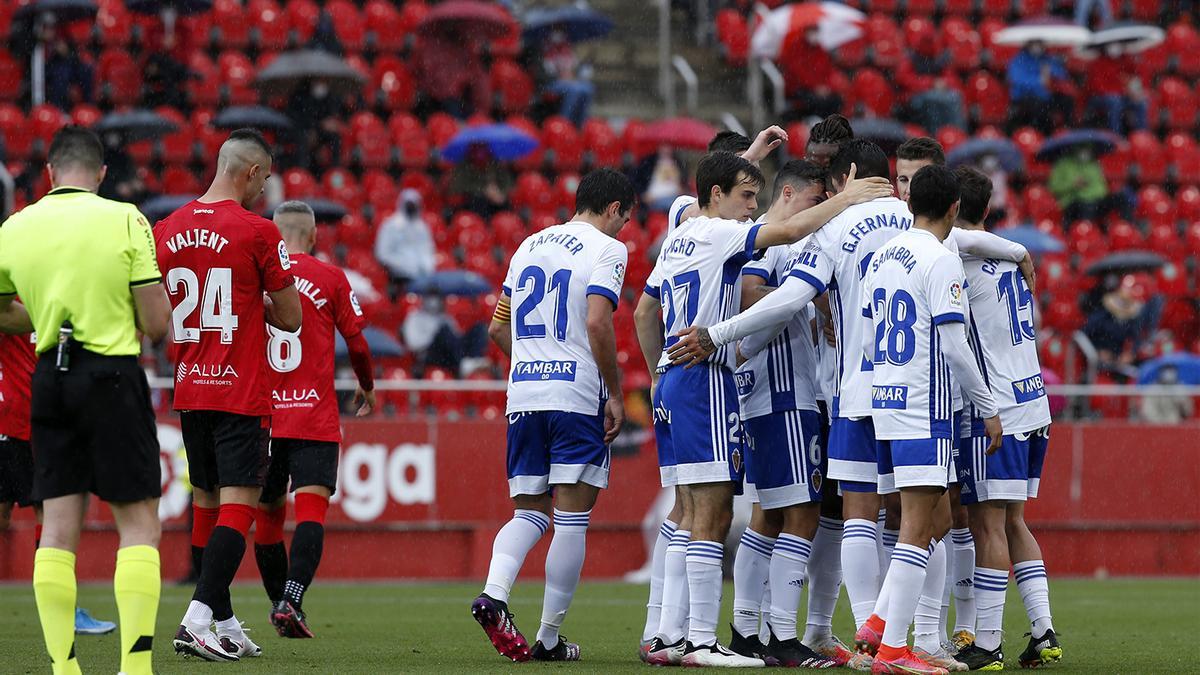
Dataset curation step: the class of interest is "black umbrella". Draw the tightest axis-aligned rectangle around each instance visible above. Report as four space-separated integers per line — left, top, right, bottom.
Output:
13 0 98 22
946 138 1024 172
124 0 213 15
335 326 405 358
849 118 908 154
1036 129 1119 162
93 109 179 142
255 50 367 97
139 194 196 222
1085 250 1165 276
213 106 294 131
263 198 347 223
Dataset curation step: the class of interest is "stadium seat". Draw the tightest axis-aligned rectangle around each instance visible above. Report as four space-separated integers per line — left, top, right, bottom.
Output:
1099 140 1131 188
1158 78 1196 131
1157 263 1192 300
1185 221 1200 257
554 173 580 213
372 56 416 112
425 113 459 149
946 29 982 73
490 59 534 116
906 0 937 17
250 0 288 51
849 68 895 117
161 166 202 195
1129 131 1167 185
935 126 968 153
362 169 401 215
399 170 439 211
1106 220 1143 250
1066 219 1105 259
1023 184 1060 223
541 115 582 172
69 104 102 128
1146 221 1183 261
97 49 141 107
363 0 405 51
511 171 556 217
398 0 430 36
323 168 363 210
965 71 1008 127
582 118 622 168
0 53 21 103
210 0 249 48
490 211 527 252
1176 185 1200 223
285 0 321 45
1136 185 1175 225
1166 133 1200 185
506 115 544 171
1167 20 1200 78
1042 296 1084 333
29 104 66 148
217 51 257 105
282 168 319 199
0 104 31 159
715 8 750 67
327 0 365 52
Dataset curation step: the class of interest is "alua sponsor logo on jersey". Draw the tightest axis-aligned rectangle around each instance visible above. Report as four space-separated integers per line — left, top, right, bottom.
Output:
177 362 239 382
273 388 320 403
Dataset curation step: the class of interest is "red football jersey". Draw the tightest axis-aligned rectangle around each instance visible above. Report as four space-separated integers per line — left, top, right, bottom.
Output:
0 332 36 441
268 253 365 442
155 199 294 417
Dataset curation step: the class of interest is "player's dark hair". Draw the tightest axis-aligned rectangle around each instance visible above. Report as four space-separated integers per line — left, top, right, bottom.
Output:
47 125 104 171
909 165 960 221
575 168 636 216
708 130 753 154
829 139 890 183
227 127 273 158
772 160 827 202
808 114 854 146
696 151 765 208
953 166 993 225
897 137 946 165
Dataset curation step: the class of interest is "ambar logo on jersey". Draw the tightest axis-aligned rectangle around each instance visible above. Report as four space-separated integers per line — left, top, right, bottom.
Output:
872 385 908 409
511 360 577 382
1012 374 1047 403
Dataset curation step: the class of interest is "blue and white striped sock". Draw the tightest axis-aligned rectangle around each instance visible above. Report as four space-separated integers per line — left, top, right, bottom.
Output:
483 509 549 603
803 517 843 644
950 528 977 634
769 534 813 641
914 540 948 653
732 529 775 638
1014 560 1054 636
974 567 1009 651
842 519 881 628
657 529 691 643
643 519 678 642
686 540 725 647
880 543 931 650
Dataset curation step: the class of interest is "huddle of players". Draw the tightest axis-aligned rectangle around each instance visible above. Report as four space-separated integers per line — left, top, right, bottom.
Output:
471 118 1060 673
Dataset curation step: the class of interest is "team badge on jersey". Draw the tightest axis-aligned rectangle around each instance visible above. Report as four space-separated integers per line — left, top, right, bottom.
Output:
349 290 363 316
810 467 822 492
278 240 292 270
731 447 743 474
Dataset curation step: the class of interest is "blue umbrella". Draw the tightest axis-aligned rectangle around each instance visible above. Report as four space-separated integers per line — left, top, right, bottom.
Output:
947 138 1024 172
335 326 406 359
409 270 494 296
1136 353 1200 385
523 6 614 44
993 225 1066 255
441 124 538 163
849 118 908 154
1036 129 1120 162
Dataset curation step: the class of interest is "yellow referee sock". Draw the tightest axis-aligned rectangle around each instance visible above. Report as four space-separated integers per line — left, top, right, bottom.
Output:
33 547 81 675
115 545 161 675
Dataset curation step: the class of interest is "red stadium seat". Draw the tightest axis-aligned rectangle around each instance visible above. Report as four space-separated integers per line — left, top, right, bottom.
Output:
935 126 968 153
490 211 527 252
506 115 543 171
554 173 580 213
161 166 202 195
323 167 363 209
1128 0 1161 21
946 30 982 72
1136 185 1176 225
398 0 430 36
715 8 750 66
0 53 21 103
1166 133 1200 185
400 170 439 211
1176 185 1200 223
326 0 365 52
251 0 288 51
426 113 459 148
1146 221 1182 260
906 0 936 17
1157 263 1191 300
1099 140 1131 188
511 171 556 216
0 104 31 159
1023 184 1060 223
1185 221 1200 257
849 68 894 117
1067 220 1105 259
1042 297 1084 333
541 115 582 172
364 0 406 52
29 104 66 147
490 59 534 116
372 56 415 112
1106 220 1143 250
69 103 102 128
582 118 621 168
211 0 249 48
217 51 257 105
1129 131 1167 185
282 168 319 199
965 71 1008 127
97 50 141 107
285 0 321 44
942 0 975 16
362 169 400 215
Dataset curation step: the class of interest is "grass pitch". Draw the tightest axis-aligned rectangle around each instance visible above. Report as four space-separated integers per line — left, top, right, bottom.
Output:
0 578 1193 673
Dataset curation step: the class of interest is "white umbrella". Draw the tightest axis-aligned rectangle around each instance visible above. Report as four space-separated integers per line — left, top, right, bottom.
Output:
993 18 1091 47
1087 23 1166 53
751 2 865 59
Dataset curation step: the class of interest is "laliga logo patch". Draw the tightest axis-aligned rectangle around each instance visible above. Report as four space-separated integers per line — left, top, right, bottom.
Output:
278 241 292 270
349 290 363 316
612 261 626 285
949 281 962 306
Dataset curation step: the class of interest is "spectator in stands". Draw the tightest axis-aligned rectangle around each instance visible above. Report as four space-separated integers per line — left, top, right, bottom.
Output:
1048 144 1130 224
979 154 1010 226
414 32 490 118
539 29 595 127
375 189 435 296
402 295 489 375
910 78 967 133
44 37 93 110
900 33 966 132
1139 365 1194 423
781 27 841 120
449 143 514 218
97 134 146 204
288 79 346 170
1084 44 1147 134
1007 40 1073 134
632 146 686 212
1083 274 1163 378
805 114 854 168
143 33 190 110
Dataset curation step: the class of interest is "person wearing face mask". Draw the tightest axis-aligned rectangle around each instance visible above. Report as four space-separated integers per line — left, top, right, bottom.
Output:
374 189 436 296
449 143 515 218
286 79 344 170
1006 41 1072 135
1084 43 1147 133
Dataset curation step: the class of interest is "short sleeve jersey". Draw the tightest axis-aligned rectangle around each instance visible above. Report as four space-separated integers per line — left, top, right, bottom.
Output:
962 255 1051 433
737 242 820 419
502 222 628 416
0 188 160 355
785 196 913 418
0 332 36 440
863 228 967 440
667 195 698 234
645 215 763 371
268 253 365 442
155 199 294 417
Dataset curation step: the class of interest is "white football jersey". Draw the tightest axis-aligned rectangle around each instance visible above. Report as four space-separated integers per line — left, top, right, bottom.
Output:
647 215 763 371
962 255 1052 433
667 195 698 234
788 197 913 418
503 222 628 415
943 233 968 413
862 228 967 440
814 308 836 404
736 243 820 419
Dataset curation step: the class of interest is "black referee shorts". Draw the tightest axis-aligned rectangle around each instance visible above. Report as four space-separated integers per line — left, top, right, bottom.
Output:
260 438 340 504
0 437 36 507
30 349 161 503
180 410 271 492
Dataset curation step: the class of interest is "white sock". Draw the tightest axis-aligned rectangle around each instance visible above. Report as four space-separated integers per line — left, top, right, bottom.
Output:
803 517 842 645
875 508 889 575
642 519 677 642
913 540 947 654
940 537 953 645
879 528 899 571
686 540 724 647
482 510 550 603
950 528 977 634
732 528 774 639
974 567 1008 651
880 543 931 650
842 519 881 628
183 600 213 633
536 509 590 648
1014 560 1054 636
758 578 772 645
215 615 245 638
657 529 691 643
769 534 813 641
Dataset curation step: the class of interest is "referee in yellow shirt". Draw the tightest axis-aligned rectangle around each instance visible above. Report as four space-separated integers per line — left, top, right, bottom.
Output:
0 126 172 675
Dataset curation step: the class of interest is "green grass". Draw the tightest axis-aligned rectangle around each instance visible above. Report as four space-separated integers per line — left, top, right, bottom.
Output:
0 579 1194 673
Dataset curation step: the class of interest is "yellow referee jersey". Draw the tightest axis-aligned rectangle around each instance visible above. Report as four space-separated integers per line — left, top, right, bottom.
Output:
0 186 161 356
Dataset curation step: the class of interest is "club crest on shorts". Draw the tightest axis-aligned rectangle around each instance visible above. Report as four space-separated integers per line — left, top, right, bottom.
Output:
810 467 822 493
731 448 743 474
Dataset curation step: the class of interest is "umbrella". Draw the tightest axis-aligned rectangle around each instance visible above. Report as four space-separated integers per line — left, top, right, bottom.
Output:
255 50 367 97
139 194 195 222
263 198 347 223
124 0 212 15
1086 22 1165 53
993 225 1066 255
418 0 516 40
637 117 720 151
993 17 1091 47
13 0 98 22
1085 250 1165 276
335 326 406 359
946 137 1024 172
441 124 539 163
93 109 179 142
1036 128 1120 162
213 105 294 131
1136 353 1200 386
848 117 908 153
523 6 613 44
409 270 494 297
751 1 866 58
